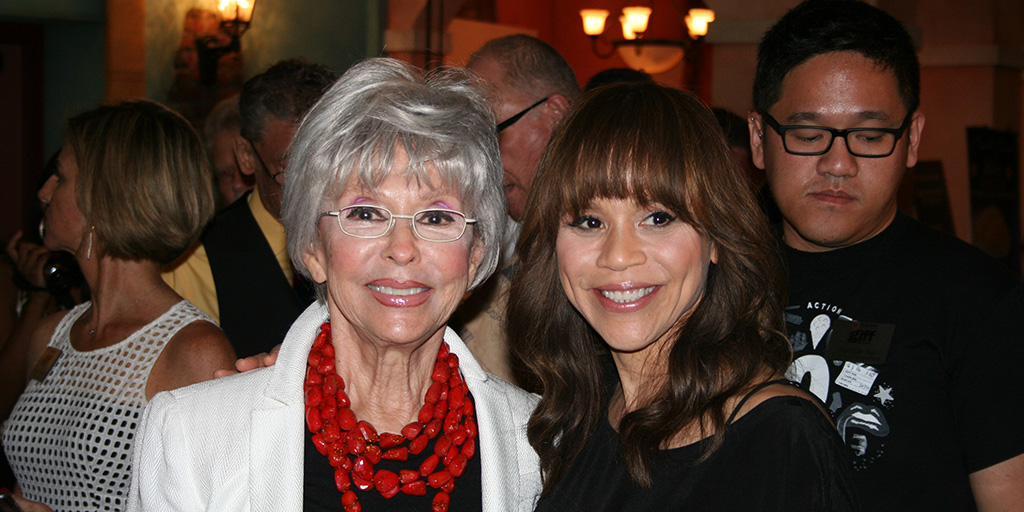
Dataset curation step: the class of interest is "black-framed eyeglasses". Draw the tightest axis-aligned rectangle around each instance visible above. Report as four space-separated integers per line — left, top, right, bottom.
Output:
321 205 477 242
247 139 286 181
496 96 549 133
761 112 913 158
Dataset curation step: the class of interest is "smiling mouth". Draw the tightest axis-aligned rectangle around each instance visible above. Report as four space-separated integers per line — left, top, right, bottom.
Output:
600 287 656 303
367 285 429 296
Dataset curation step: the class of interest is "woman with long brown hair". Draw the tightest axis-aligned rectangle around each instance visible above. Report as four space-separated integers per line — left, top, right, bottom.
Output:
508 82 858 510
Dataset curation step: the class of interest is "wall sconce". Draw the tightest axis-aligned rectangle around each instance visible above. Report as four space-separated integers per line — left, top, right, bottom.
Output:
196 0 257 85
580 4 714 74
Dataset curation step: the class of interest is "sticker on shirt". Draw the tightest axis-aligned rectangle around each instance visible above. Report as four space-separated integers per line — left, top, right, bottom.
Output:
824 319 895 365
835 362 878 395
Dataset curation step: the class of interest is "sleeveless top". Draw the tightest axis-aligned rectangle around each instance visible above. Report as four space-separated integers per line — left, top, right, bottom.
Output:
533 379 860 512
2 300 212 512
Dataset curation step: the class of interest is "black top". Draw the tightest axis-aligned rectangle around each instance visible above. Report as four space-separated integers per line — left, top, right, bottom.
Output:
535 389 859 512
302 392 482 511
782 211 1024 511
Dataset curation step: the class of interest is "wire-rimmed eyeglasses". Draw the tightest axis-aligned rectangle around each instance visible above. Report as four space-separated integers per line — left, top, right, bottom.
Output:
761 112 913 158
496 97 549 133
321 205 477 242
248 139 286 182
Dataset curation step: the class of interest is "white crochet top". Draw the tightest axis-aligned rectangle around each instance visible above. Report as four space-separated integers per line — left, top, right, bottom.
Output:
2 300 212 512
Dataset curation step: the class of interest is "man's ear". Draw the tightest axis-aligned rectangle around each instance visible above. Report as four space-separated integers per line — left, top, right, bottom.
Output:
748 112 767 170
904 111 925 168
234 134 257 177
544 94 571 127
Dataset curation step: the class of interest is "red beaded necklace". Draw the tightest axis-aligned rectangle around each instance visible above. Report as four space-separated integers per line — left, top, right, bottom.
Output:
304 322 477 512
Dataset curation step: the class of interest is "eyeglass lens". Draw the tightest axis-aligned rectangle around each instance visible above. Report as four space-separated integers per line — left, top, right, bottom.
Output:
784 127 898 156
336 205 470 241
763 113 910 158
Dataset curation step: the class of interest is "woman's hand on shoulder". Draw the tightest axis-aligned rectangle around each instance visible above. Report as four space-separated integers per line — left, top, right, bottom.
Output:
147 320 237 398
212 344 281 379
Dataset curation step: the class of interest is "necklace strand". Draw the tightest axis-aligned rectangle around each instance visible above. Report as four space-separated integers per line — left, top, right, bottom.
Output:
304 322 477 512
87 283 162 336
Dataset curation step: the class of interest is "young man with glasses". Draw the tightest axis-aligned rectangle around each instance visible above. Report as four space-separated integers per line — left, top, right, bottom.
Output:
748 2 1024 510
163 59 338 358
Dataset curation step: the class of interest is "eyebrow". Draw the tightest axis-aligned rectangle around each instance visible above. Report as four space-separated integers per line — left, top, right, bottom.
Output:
343 193 461 210
784 110 895 124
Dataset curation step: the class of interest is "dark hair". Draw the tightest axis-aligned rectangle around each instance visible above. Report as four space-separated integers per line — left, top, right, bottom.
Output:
753 0 920 115
65 100 215 264
238 58 339 142
711 107 750 152
507 83 791 491
584 67 652 91
468 35 580 102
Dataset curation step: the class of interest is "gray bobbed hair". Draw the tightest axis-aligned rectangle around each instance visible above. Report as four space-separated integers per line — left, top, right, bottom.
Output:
282 58 506 302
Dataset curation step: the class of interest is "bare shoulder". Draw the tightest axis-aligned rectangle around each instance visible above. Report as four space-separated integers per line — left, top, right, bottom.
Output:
730 380 831 423
147 319 237 398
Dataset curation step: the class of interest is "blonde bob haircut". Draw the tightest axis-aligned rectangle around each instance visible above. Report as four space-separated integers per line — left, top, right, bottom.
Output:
65 100 215 264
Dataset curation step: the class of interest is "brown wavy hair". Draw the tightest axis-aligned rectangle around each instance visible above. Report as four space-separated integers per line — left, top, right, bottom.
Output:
507 83 790 492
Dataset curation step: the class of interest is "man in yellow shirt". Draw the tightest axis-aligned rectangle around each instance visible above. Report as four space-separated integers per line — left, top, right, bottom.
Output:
163 59 337 357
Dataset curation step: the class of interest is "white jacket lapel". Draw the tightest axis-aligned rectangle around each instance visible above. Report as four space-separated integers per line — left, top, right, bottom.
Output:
249 303 328 511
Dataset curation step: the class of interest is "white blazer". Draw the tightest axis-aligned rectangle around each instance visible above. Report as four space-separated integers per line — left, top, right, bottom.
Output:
128 302 541 511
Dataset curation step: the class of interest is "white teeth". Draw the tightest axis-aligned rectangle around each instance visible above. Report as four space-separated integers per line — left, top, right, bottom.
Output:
368 285 428 296
600 287 655 303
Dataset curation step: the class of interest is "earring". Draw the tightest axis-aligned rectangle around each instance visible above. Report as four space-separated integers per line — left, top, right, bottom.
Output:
86 226 95 260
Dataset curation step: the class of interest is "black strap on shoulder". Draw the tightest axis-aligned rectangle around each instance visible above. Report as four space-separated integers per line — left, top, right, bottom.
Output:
726 379 800 424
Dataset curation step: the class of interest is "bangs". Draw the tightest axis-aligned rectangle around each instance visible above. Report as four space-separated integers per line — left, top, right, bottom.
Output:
542 86 707 225
556 148 696 225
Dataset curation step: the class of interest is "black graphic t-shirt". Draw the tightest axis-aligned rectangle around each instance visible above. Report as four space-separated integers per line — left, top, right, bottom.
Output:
783 212 1024 511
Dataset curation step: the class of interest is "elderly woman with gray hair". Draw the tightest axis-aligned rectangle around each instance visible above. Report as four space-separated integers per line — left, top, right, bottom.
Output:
128 58 540 512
